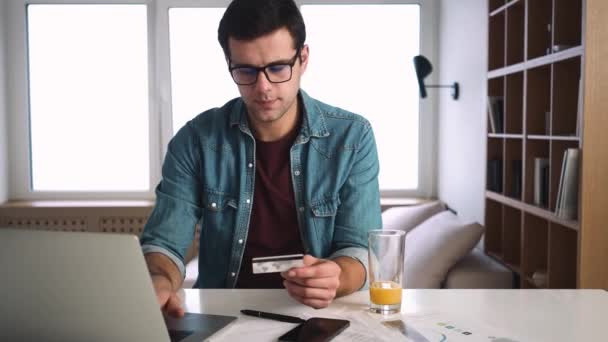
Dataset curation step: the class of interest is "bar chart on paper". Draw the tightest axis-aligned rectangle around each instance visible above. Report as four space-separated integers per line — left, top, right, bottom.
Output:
388 313 521 342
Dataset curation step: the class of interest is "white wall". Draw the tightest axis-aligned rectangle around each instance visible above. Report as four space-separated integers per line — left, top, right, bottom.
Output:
0 1 8 204
436 0 487 223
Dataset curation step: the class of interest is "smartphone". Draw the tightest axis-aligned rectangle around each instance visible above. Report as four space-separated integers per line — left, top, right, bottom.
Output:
278 317 350 342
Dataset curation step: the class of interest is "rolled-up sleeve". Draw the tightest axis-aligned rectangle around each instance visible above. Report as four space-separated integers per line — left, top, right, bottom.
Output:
140 123 202 279
331 123 382 290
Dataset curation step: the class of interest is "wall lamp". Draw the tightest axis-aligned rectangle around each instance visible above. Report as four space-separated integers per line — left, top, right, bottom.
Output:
413 55 460 100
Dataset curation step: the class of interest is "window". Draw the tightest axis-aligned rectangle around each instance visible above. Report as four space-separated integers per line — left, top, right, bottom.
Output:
6 0 436 200
27 4 150 192
301 4 421 191
168 7 238 134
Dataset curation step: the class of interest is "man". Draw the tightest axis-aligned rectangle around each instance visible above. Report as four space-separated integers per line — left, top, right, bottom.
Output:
141 0 381 317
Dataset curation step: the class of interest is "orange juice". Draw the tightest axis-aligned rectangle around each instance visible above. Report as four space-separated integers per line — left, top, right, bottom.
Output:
369 281 402 305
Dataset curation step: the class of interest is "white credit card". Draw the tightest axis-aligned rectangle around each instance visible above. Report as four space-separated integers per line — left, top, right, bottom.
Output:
252 253 305 274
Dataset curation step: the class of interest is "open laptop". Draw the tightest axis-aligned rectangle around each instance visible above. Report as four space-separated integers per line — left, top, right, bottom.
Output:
0 228 236 342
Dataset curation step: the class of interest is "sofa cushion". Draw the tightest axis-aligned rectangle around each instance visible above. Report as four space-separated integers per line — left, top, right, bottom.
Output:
403 211 484 288
443 247 514 289
382 201 446 233
183 256 199 288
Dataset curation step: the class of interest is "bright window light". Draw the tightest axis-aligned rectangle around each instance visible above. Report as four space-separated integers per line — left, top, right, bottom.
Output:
27 5 150 191
169 8 239 134
301 4 421 190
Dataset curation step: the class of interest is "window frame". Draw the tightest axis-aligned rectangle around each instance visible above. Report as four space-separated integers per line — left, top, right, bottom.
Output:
7 0 160 200
297 0 438 198
6 0 438 200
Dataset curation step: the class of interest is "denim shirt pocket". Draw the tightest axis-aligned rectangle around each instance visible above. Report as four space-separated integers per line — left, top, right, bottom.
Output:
309 196 341 255
199 189 238 258
202 190 238 212
311 196 340 217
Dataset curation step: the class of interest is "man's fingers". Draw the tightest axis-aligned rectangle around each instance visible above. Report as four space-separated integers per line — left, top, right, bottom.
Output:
302 254 319 266
156 291 170 307
285 260 340 279
164 293 185 318
281 256 341 309
287 291 331 309
282 274 339 289
302 298 331 309
284 280 336 301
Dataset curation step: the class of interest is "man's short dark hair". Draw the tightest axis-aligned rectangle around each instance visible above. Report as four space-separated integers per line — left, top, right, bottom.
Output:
218 0 306 59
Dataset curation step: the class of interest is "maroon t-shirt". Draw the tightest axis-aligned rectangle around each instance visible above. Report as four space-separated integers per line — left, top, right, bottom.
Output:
235 126 305 288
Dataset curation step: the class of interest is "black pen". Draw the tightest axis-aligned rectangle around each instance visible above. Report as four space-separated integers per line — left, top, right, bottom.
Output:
240 309 306 324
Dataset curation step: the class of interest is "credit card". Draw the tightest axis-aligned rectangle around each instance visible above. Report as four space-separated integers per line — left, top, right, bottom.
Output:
252 253 305 274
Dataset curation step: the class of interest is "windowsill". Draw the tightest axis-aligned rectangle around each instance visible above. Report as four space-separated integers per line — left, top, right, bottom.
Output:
380 197 434 207
1 197 432 209
0 200 155 209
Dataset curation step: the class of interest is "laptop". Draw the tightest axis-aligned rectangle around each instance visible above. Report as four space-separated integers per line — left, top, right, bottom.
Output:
0 228 236 342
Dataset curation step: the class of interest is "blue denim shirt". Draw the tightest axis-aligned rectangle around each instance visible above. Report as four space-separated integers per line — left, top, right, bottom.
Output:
141 90 382 289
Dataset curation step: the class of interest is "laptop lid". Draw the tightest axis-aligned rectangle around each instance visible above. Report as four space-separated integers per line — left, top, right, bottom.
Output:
0 228 235 342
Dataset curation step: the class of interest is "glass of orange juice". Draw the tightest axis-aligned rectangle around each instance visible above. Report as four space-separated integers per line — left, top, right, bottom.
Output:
368 230 406 314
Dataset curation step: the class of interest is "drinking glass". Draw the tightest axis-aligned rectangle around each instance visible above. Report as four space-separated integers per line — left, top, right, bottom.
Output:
367 230 406 314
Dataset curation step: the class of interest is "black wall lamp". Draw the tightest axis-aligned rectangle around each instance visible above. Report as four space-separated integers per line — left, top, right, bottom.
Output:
413 55 460 100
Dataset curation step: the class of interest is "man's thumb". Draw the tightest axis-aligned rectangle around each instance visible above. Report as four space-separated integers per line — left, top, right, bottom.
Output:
303 254 319 266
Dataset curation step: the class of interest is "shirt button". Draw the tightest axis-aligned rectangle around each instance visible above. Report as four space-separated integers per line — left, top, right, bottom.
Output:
246 199 251 204
299 207 305 212
248 163 253 168
231 272 236 277
294 170 301 176
211 202 217 208
238 239 243 244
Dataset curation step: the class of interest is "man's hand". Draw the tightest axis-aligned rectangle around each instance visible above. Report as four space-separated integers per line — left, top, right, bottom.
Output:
152 275 185 318
145 253 185 318
281 255 341 309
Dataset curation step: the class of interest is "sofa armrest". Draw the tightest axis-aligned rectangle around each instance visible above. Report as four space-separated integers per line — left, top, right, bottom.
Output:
443 248 514 289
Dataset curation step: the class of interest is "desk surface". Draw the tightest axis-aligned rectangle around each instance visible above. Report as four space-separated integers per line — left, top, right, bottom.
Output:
181 289 608 341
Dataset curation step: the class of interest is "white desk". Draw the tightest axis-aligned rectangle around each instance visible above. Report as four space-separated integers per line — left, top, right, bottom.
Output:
180 289 608 341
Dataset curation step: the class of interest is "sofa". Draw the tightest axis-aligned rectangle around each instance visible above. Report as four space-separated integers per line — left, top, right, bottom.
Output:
183 201 513 289
381 201 513 288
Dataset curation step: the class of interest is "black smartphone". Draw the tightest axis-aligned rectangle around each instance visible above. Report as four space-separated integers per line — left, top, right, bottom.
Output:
278 317 350 342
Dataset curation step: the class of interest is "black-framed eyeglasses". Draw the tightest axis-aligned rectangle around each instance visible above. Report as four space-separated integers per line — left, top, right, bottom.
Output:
228 49 301 85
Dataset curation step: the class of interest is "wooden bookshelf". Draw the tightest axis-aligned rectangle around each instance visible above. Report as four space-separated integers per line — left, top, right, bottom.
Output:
485 0 584 288
579 0 608 290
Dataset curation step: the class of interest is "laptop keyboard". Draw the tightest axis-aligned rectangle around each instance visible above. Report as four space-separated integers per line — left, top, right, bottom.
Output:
168 329 194 342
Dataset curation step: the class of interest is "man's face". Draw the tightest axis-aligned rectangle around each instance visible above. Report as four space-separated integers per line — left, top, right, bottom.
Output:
228 28 308 126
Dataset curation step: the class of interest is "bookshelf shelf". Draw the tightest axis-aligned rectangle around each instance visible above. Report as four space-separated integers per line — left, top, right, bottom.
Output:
488 133 523 139
489 0 521 17
527 135 579 141
486 191 579 230
487 46 583 79
485 0 584 288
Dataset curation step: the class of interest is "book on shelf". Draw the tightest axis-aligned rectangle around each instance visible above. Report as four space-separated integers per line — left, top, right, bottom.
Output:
487 96 504 133
576 78 583 137
512 159 522 199
555 151 567 214
487 159 503 193
534 157 549 208
555 148 580 220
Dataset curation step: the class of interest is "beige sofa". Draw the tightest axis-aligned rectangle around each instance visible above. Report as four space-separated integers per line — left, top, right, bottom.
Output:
184 201 513 289
381 201 513 289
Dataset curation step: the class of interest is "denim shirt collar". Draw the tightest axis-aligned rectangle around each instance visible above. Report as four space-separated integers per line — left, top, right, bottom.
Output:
228 89 330 140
